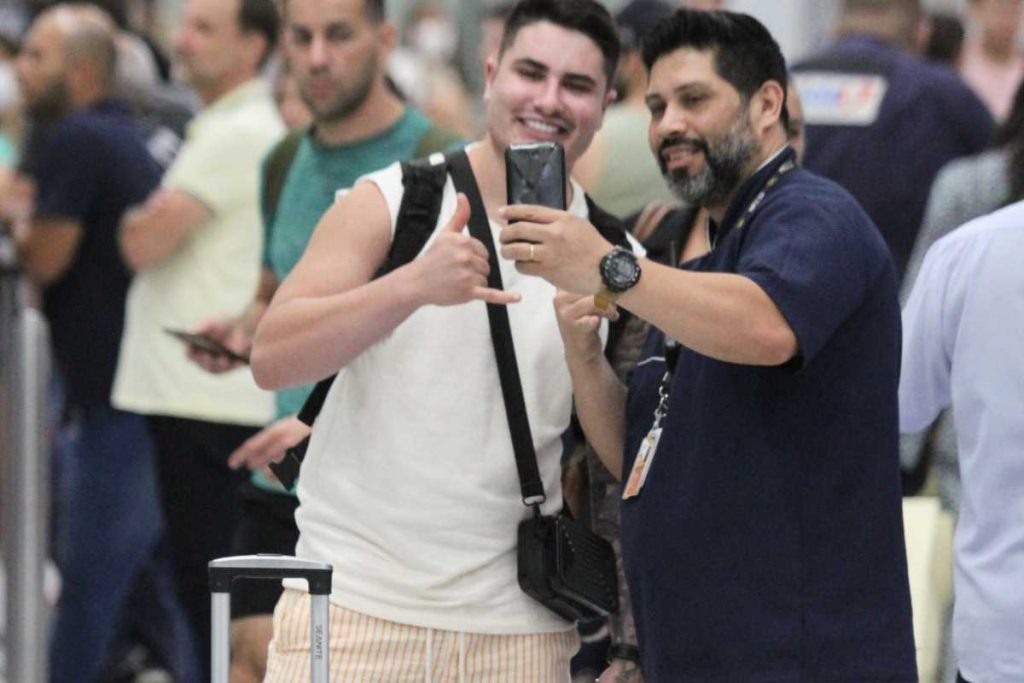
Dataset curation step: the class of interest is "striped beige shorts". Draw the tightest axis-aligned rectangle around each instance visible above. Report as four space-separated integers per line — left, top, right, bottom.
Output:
263 588 580 683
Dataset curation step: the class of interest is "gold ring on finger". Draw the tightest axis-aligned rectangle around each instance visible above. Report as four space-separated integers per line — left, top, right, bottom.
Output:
529 244 535 261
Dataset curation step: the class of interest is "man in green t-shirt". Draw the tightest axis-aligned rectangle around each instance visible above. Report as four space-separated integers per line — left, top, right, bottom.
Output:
187 0 459 679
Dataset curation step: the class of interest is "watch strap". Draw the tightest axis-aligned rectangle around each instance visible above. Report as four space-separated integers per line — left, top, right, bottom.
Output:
607 642 641 664
594 288 620 311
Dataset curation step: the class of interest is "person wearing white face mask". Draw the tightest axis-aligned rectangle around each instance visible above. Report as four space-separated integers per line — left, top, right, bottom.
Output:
408 10 458 63
388 1 476 136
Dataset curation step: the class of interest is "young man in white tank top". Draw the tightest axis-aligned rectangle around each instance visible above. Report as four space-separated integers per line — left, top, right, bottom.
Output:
251 0 636 680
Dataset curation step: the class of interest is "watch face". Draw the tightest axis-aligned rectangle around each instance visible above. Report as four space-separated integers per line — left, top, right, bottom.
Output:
608 255 635 285
602 249 640 292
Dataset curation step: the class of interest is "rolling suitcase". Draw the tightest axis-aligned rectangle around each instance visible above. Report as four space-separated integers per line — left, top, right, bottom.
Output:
208 555 333 683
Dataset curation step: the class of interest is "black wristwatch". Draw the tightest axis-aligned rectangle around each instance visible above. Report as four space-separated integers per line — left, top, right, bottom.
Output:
595 247 641 309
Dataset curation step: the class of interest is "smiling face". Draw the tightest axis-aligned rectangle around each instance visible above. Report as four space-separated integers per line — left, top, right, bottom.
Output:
483 20 614 170
645 47 762 208
285 0 390 125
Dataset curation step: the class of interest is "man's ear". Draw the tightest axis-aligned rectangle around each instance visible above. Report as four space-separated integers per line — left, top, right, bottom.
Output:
242 31 269 73
483 54 498 100
65 56 94 101
751 79 785 134
603 86 618 112
376 21 398 58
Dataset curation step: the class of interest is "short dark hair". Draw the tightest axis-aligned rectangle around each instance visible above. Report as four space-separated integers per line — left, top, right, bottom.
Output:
499 0 621 88
279 0 385 24
642 9 789 128
239 0 280 67
843 0 920 13
364 0 385 22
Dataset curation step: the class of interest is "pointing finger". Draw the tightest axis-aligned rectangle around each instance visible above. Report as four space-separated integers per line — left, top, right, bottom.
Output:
473 287 521 305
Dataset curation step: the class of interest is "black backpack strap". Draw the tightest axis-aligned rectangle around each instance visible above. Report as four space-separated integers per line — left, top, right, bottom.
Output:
272 156 450 489
375 156 450 277
261 129 306 225
447 149 547 506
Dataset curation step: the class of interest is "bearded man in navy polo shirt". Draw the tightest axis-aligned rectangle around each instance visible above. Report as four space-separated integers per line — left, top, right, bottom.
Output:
500 8 917 681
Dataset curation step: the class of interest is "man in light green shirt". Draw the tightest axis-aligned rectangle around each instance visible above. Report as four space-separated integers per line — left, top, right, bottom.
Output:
110 0 283 675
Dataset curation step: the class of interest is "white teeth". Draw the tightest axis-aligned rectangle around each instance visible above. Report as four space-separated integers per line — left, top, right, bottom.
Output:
523 119 559 134
666 148 698 163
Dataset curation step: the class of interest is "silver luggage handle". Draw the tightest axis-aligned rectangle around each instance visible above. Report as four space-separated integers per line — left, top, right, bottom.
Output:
209 554 333 683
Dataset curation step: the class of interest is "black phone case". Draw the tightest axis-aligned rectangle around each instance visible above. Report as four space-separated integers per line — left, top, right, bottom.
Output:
505 143 566 211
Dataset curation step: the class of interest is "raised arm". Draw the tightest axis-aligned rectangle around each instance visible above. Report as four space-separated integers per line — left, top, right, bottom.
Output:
501 204 798 367
553 291 629 477
251 182 519 390
616 261 797 366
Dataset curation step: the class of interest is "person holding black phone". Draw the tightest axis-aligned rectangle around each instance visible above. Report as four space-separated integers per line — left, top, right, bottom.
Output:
250 1 643 680
509 9 917 682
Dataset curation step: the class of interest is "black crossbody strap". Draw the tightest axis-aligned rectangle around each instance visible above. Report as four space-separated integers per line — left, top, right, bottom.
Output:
447 150 546 506
297 378 332 426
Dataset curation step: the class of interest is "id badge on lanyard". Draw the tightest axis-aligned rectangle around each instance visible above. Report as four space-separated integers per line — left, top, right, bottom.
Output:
623 336 678 500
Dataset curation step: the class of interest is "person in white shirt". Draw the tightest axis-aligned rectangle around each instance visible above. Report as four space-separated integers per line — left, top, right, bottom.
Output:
900 201 1024 683
111 0 282 675
251 0 634 679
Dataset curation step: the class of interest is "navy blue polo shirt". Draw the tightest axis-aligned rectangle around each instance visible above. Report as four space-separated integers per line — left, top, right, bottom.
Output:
31 100 162 412
793 35 992 282
621 148 917 681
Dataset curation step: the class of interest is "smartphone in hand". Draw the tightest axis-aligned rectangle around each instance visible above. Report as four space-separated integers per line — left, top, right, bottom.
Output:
164 328 250 364
505 142 566 212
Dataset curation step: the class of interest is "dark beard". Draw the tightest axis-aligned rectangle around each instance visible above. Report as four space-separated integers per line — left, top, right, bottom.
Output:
302 51 377 125
660 113 758 207
26 77 71 125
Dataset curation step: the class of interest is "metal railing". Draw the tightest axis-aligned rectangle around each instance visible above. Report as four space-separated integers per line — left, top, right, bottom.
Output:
1 225 50 683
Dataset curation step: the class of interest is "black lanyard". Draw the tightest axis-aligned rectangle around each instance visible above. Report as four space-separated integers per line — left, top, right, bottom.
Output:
707 158 795 250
